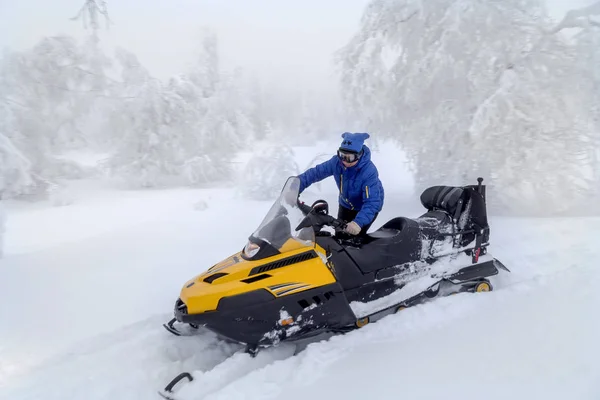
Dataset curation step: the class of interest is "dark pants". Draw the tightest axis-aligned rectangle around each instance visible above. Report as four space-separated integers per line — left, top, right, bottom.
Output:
337 205 378 236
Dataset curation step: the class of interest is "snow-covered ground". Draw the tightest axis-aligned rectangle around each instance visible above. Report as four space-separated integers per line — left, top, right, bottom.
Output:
1 142 599 400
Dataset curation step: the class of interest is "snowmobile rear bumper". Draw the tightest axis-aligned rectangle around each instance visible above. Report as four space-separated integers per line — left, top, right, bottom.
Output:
173 282 357 346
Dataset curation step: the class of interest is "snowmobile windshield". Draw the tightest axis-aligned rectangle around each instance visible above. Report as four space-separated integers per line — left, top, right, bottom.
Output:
243 177 315 260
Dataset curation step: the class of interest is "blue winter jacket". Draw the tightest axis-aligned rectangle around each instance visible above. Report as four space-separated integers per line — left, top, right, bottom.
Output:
298 146 384 227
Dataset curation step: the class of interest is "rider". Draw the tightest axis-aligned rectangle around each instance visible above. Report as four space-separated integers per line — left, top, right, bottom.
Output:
297 132 384 236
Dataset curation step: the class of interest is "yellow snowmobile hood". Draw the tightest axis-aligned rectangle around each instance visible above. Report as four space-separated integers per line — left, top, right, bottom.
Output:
180 242 336 314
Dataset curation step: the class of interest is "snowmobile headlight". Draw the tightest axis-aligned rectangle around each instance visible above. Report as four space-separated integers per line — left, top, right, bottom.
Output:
244 241 260 258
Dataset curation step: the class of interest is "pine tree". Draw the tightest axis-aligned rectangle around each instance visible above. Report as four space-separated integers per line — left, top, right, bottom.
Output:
239 130 300 201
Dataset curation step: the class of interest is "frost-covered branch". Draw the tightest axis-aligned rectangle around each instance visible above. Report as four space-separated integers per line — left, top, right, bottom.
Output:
549 1 600 33
0 96 29 109
338 0 599 215
0 133 34 197
70 0 112 34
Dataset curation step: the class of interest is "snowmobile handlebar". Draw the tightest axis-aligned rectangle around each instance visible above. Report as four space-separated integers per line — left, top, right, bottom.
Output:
296 199 314 215
295 199 347 232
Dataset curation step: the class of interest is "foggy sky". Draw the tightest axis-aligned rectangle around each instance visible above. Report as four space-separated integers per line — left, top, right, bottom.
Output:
0 0 371 93
0 0 595 92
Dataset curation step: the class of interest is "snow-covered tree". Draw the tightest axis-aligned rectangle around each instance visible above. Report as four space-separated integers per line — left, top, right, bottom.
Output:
70 0 112 44
548 1 600 33
550 1 600 201
106 49 211 187
0 132 34 197
239 136 300 200
247 79 269 140
337 0 598 215
189 31 220 99
0 195 5 259
0 36 112 195
106 49 171 187
106 40 248 188
200 68 253 156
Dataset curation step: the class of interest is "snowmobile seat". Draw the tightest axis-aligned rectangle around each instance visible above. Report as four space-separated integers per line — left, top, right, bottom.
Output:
368 229 399 239
367 217 412 239
346 217 422 274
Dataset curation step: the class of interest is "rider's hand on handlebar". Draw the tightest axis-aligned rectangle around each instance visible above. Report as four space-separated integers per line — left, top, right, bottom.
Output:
344 221 361 235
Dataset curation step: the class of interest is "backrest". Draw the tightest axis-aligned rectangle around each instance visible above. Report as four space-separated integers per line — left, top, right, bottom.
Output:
420 186 465 217
460 184 488 231
420 183 489 232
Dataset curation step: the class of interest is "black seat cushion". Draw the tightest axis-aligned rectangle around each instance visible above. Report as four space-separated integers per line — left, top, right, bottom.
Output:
420 186 464 216
367 217 411 239
380 217 410 231
346 217 422 274
368 229 400 239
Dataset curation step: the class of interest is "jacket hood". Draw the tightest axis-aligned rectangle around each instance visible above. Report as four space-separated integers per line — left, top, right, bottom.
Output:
349 145 372 170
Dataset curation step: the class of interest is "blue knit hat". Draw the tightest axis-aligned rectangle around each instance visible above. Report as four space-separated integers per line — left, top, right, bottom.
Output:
339 132 370 153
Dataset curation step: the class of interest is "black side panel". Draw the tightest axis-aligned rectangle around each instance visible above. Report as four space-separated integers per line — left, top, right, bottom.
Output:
331 250 373 291
315 236 345 252
316 236 370 291
217 289 275 310
375 262 414 280
178 283 356 346
343 277 402 304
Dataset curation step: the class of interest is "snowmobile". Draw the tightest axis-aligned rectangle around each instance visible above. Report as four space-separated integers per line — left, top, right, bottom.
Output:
159 176 509 398
163 176 509 351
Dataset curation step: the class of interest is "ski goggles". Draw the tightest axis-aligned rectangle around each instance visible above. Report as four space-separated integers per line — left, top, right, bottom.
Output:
337 149 360 163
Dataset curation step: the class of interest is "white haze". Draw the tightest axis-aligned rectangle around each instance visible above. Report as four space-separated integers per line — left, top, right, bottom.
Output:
1 0 592 90
0 2 599 398
0 0 598 218
0 0 374 94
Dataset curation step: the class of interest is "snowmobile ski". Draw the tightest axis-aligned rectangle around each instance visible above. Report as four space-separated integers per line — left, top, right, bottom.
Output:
162 318 182 336
163 318 199 337
158 372 194 400
157 344 279 400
